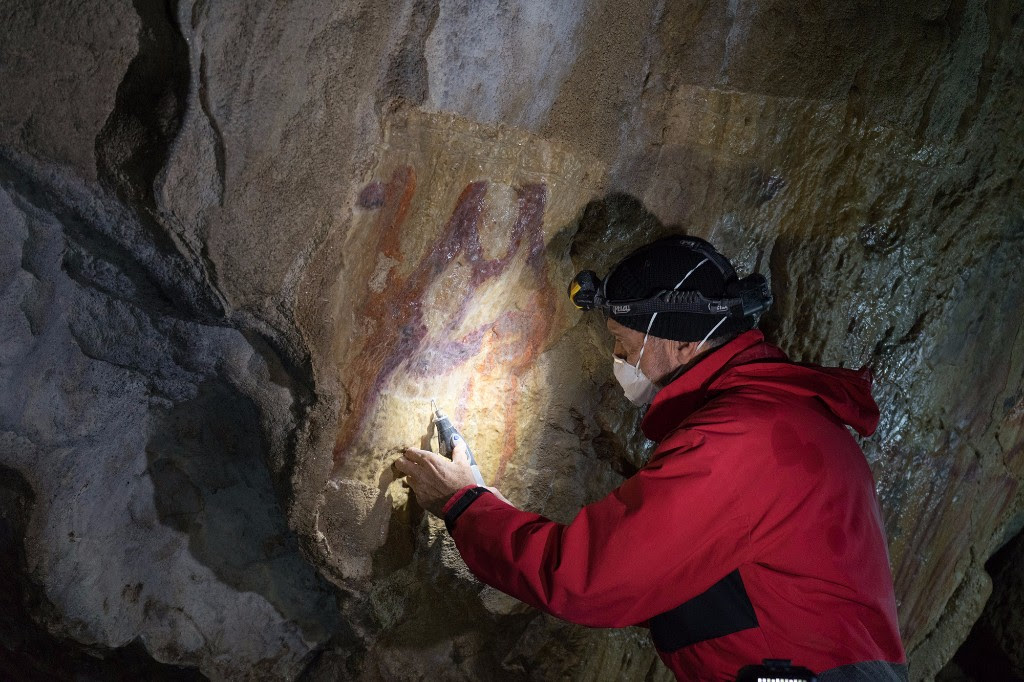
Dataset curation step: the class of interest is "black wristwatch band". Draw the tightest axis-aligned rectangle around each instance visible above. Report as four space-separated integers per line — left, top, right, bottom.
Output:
444 487 491 533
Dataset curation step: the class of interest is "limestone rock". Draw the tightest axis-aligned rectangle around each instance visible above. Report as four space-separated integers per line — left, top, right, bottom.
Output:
0 152 345 679
0 1 139 180
943 528 1024 679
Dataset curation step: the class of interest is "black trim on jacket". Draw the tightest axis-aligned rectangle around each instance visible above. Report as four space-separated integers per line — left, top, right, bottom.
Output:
650 569 759 652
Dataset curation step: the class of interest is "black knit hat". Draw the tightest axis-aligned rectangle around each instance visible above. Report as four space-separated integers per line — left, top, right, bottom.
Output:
604 235 751 342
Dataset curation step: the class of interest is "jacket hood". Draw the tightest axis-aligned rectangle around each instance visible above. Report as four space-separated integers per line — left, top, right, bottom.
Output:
641 330 880 442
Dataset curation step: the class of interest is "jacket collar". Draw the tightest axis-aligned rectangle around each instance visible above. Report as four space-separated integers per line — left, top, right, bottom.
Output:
640 329 785 442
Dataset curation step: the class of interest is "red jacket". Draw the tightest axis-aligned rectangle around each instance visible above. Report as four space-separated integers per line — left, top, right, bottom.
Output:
443 331 905 680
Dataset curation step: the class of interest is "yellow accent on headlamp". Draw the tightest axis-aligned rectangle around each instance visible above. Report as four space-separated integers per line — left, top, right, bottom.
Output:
569 281 583 308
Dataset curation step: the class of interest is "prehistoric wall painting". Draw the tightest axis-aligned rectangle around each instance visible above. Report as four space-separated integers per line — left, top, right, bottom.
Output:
317 110 603 576
332 170 549 481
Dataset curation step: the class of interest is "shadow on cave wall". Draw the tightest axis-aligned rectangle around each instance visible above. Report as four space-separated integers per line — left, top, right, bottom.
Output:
145 380 343 646
562 193 675 474
568 192 673 274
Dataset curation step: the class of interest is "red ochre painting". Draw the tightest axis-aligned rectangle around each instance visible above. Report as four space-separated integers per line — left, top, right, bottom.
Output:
327 113 602 487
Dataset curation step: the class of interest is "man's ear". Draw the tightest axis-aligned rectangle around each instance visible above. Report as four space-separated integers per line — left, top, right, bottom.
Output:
670 340 698 365
678 340 706 365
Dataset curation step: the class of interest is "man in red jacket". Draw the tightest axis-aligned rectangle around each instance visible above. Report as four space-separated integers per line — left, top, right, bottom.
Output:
397 236 907 681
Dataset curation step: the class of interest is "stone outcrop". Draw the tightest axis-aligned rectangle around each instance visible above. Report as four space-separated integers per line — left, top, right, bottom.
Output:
0 151 346 678
939 526 1024 680
1 1 1023 680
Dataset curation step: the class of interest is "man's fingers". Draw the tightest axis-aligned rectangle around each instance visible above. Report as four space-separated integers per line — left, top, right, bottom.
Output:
451 436 469 464
403 447 431 463
420 449 455 468
403 447 449 473
393 458 416 476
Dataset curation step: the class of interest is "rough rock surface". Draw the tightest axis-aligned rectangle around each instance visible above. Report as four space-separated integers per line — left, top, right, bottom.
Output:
0 152 346 678
1 1 1023 680
937 527 1024 681
983 531 1024 676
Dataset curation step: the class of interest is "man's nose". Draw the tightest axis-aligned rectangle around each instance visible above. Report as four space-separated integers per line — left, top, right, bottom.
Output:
613 340 627 359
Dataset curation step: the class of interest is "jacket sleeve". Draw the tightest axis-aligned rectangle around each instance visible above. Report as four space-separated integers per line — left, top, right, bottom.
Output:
447 430 754 627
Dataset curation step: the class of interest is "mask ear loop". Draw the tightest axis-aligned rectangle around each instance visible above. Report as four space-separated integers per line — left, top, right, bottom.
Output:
633 258 710 376
695 316 729 353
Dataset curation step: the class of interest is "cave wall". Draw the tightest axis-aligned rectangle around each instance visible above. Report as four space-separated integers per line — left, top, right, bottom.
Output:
1 1 1023 680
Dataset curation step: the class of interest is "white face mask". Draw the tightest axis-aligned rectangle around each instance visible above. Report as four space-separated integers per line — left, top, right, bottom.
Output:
613 356 659 407
610 256 734 406
613 314 727 407
611 257 711 407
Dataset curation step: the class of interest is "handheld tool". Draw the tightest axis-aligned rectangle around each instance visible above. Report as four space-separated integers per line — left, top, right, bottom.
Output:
431 399 486 487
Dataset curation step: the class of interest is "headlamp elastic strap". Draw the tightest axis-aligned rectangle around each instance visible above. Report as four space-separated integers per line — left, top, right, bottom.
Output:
566 242 772 322
608 291 739 317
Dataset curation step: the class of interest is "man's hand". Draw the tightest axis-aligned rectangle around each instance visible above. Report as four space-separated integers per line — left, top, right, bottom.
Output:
396 441 511 517
395 441 479 517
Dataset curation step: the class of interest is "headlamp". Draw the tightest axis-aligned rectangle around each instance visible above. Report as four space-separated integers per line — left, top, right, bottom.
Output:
567 270 604 311
567 270 772 320
568 237 772 328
